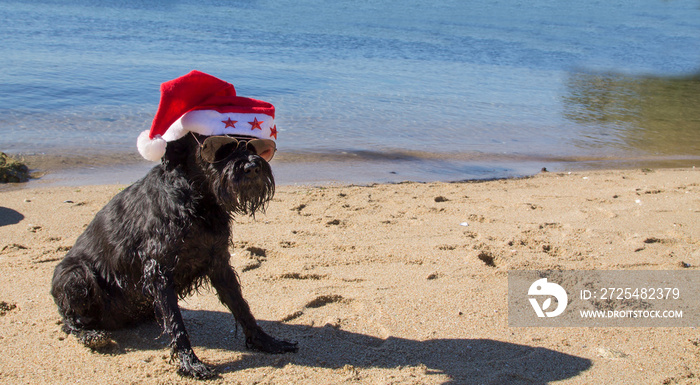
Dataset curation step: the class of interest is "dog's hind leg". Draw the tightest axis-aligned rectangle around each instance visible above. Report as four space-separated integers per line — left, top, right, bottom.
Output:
142 259 216 379
50 257 112 349
209 264 298 354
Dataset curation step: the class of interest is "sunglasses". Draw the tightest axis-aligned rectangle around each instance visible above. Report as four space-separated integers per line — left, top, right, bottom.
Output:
192 133 277 163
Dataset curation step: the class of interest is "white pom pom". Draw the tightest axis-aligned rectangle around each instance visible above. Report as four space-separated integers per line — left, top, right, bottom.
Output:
137 130 167 161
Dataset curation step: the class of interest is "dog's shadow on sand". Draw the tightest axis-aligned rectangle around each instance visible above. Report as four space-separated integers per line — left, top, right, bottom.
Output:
105 309 591 384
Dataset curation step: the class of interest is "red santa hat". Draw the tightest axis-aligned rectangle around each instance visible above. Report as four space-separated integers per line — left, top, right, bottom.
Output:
137 70 278 161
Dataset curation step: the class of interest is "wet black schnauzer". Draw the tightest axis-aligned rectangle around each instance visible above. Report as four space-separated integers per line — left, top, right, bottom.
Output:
51 133 297 379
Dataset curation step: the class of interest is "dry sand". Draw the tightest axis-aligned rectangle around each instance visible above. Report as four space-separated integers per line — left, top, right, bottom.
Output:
0 167 699 384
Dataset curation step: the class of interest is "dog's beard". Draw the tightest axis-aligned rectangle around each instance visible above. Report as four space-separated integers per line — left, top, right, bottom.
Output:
210 157 275 216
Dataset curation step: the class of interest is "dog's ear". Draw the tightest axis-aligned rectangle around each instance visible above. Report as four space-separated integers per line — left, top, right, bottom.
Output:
162 135 195 168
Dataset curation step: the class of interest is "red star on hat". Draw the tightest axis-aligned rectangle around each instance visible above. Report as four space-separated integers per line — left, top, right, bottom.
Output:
270 125 278 139
249 117 263 130
222 118 237 128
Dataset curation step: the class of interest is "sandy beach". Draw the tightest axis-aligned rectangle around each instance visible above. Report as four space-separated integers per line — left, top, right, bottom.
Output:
1 167 699 384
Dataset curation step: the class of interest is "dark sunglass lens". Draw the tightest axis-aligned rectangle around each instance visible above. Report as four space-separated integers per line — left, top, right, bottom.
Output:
248 139 276 162
201 136 239 163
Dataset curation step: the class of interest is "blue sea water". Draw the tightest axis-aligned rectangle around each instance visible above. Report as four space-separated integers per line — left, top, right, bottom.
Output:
1 0 699 185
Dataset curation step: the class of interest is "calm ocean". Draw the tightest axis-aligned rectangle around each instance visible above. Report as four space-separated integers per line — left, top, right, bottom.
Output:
1 0 699 185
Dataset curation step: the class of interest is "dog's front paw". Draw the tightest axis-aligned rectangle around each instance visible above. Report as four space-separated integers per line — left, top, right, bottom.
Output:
177 352 217 379
246 330 299 354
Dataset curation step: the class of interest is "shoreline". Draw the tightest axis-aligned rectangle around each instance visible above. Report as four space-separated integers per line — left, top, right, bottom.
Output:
1 167 699 383
3 149 699 190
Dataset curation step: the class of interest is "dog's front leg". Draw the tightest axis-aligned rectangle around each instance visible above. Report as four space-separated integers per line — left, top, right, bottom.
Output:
143 259 216 379
209 264 298 354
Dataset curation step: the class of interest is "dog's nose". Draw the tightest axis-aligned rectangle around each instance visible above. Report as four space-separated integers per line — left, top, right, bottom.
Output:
244 158 261 177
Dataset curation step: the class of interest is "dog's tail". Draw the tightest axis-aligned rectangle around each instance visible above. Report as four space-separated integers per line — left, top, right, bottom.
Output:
59 316 112 349
71 328 113 350
52 257 114 350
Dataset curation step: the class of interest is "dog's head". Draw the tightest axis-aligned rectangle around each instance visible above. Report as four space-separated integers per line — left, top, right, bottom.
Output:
164 133 275 216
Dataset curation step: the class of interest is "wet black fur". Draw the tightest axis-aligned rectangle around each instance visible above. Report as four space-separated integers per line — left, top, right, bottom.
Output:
50 134 297 379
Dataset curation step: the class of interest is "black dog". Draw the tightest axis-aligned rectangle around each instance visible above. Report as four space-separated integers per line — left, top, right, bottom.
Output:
51 133 297 379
